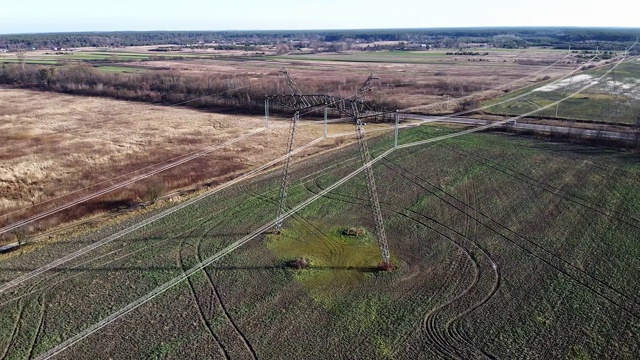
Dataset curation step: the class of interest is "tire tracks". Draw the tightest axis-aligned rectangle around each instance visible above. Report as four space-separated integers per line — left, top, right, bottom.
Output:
381 156 640 318
196 227 259 360
0 298 26 360
178 227 230 360
26 294 46 360
305 171 499 359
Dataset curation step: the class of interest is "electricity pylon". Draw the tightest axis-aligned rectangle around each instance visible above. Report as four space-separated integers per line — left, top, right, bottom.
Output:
272 68 309 232
349 74 392 268
267 71 393 269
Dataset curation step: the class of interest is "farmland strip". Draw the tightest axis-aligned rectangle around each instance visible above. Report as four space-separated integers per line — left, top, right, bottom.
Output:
401 53 574 113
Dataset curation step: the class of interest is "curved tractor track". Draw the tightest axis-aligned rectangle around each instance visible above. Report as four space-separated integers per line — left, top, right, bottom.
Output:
0 205 228 308
175 193 263 360
305 170 501 359
178 225 231 360
0 293 47 360
435 146 640 310
245 159 494 358
194 219 259 360
0 212 224 359
381 150 640 318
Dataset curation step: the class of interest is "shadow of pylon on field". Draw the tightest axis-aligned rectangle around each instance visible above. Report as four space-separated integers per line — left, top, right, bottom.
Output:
210 265 380 273
0 265 379 274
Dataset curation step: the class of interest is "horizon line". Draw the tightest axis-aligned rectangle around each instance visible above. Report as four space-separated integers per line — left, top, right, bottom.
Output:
2 25 640 36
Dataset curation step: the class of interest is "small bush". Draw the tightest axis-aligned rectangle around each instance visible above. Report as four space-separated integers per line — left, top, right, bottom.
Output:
143 180 167 203
342 227 366 237
287 257 309 269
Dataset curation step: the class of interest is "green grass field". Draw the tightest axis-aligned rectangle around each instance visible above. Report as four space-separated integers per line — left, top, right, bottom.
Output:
93 65 150 73
0 124 638 359
0 50 221 66
274 51 468 65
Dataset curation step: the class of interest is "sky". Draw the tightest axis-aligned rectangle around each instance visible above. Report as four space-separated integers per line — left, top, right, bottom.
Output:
1 0 638 34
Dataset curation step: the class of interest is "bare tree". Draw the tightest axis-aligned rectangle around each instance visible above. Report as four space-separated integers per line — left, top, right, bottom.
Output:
345 38 354 51
310 41 320 53
276 43 290 55
143 180 167 204
461 98 479 111
16 49 26 71
13 227 28 246
38 66 56 87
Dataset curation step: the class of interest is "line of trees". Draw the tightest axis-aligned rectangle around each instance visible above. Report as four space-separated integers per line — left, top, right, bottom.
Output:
1 62 503 113
0 64 395 115
1 28 637 51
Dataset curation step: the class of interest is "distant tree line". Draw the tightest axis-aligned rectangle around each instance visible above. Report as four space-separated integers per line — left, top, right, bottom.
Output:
445 52 489 56
148 44 261 52
1 27 637 51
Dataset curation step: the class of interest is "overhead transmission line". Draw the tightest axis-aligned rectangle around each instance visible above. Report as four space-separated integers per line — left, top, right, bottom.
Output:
2 46 626 243
4 45 633 306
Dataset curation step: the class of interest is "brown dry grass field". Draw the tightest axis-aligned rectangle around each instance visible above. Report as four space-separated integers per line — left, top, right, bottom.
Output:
128 48 579 110
0 89 366 244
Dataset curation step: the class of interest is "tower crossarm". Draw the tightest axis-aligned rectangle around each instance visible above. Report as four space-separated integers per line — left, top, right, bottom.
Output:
278 68 311 108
